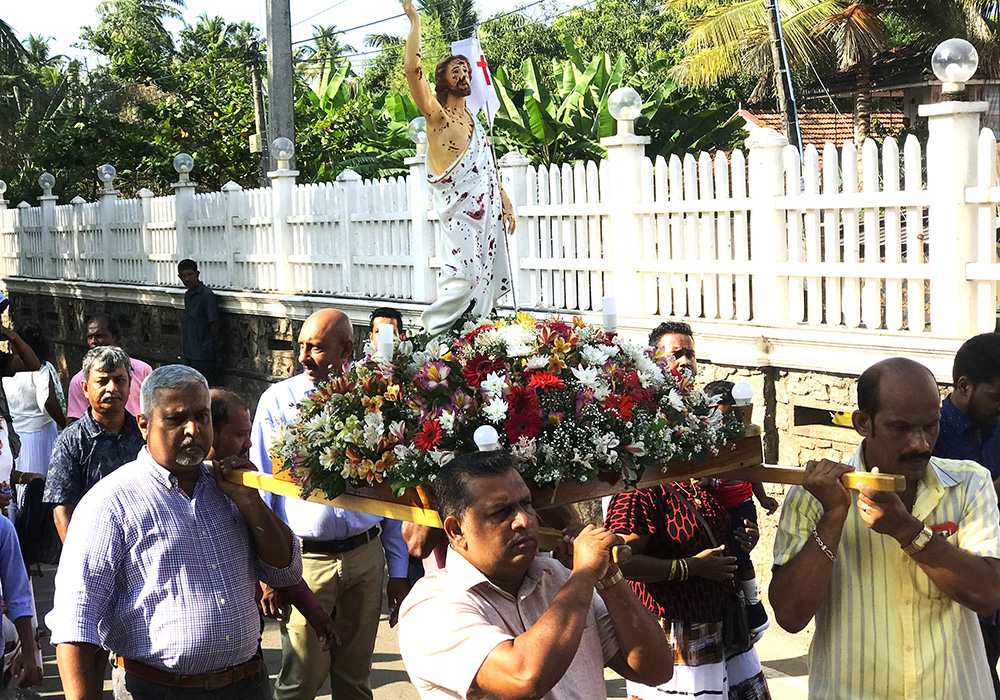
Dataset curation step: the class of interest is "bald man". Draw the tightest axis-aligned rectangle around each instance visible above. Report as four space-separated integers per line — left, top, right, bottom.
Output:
250 310 410 700
771 358 1000 699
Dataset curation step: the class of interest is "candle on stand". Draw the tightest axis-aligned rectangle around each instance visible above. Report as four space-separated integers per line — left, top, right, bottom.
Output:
602 296 617 333
377 324 395 361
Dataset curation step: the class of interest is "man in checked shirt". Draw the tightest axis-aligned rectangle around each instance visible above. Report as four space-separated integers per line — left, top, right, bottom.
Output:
49 365 302 700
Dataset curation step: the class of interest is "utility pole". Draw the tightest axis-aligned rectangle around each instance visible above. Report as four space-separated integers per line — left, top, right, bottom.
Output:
266 0 296 170
765 0 802 157
247 39 269 188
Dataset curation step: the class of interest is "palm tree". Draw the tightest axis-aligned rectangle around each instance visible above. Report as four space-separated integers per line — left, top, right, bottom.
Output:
95 0 186 20
299 25 355 86
179 14 237 55
420 0 478 42
0 18 29 76
664 0 987 143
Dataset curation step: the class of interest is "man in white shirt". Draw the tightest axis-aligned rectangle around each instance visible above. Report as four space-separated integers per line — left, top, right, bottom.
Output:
399 450 673 699
250 308 409 700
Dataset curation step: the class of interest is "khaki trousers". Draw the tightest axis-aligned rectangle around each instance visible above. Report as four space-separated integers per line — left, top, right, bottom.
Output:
274 538 385 700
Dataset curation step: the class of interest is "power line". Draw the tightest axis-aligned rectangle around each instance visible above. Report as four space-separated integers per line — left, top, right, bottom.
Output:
291 0 592 65
292 0 551 49
292 0 353 29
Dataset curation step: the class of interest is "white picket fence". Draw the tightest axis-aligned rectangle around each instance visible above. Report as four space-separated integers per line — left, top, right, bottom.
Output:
1 99 997 342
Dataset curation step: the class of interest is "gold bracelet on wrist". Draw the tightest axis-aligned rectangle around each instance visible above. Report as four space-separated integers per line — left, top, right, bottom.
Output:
668 559 678 581
596 568 623 590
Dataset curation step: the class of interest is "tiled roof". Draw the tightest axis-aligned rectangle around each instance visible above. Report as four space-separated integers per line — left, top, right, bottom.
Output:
737 109 907 148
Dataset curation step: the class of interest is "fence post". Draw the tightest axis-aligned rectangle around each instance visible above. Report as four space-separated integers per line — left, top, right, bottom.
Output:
98 185 120 283
499 151 531 309
0 193 7 279
15 202 29 278
172 176 197 270
747 128 790 324
404 155 435 303
39 191 57 279
336 169 361 294
137 189 154 285
600 129 650 319
222 181 243 290
919 99 987 337
69 196 86 281
269 163 299 295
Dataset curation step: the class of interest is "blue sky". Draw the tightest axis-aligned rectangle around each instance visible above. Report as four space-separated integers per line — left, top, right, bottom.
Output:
5 0 563 67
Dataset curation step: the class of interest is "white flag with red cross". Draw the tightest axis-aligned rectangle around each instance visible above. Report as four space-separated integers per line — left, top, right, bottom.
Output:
450 37 501 127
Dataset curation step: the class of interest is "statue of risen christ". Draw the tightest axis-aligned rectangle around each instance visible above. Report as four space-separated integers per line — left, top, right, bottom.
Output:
403 0 515 337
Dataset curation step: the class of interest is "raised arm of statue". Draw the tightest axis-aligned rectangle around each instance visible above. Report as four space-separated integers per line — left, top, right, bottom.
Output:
403 0 439 117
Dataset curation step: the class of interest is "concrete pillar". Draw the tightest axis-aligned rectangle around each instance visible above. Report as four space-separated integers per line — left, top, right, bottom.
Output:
98 186 120 283
336 168 361 294
270 162 300 294
919 99 987 337
172 178 197 284
747 128 790 325
266 0 295 170
499 151 531 308
600 130 650 318
39 192 57 279
405 155 436 303
137 188 154 284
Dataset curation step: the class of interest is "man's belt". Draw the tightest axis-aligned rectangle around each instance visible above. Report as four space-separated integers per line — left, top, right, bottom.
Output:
114 655 261 690
302 525 379 554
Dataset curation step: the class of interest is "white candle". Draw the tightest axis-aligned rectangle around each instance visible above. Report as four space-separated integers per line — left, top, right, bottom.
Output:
377 324 394 361
602 296 617 333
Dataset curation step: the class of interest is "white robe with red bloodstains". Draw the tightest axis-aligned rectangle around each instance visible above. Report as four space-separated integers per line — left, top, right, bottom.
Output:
420 110 510 337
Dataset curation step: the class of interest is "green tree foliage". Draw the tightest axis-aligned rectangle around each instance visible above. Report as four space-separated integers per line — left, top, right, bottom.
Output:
491 42 743 166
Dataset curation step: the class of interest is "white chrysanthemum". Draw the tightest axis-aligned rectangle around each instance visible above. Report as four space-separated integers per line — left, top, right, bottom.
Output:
593 384 611 401
481 371 507 398
483 398 509 422
507 343 533 357
571 365 600 388
525 355 548 370
580 345 608 366
397 340 414 356
668 389 686 412
439 410 456 435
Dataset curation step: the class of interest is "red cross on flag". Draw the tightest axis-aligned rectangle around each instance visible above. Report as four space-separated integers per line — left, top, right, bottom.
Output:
451 37 501 127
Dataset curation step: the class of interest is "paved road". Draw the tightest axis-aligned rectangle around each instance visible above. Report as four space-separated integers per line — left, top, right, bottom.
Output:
28 563 810 700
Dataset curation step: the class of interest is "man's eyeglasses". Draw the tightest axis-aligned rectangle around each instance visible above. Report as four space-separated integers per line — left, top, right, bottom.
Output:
671 348 696 361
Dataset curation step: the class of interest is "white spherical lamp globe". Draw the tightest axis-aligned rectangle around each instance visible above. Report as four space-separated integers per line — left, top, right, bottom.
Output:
97 164 117 184
272 137 295 161
407 117 428 144
932 39 978 91
38 172 55 191
608 86 643 121
474 425 501 452
172 153 194 174
0 180 7 196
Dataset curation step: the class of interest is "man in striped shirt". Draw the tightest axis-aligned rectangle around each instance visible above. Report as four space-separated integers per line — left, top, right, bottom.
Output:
771 357 1000 699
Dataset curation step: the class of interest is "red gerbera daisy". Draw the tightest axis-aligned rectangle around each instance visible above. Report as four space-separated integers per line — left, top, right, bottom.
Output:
414 420 443 451
527 371 565 392
601 393 634 422
463 352 506 388
505 409 544 442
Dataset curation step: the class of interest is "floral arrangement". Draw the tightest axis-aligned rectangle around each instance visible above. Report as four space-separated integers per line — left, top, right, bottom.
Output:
269 313 745 501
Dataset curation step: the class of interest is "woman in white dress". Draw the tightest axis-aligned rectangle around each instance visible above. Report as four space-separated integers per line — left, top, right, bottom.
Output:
2 324 65 512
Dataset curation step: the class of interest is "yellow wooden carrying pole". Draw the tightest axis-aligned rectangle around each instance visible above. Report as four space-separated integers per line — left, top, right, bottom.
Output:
232 470 444 528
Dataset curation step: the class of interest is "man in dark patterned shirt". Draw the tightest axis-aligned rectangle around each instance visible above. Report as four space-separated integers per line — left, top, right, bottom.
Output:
43 346 145 541
933 332 1000 698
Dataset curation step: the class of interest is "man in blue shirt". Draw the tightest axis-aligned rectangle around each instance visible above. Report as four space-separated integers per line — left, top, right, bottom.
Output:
43 346 145 542
250 308 409 700
933 332 1000 698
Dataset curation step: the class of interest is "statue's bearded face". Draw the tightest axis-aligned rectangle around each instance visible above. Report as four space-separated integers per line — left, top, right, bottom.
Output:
445 59 472 97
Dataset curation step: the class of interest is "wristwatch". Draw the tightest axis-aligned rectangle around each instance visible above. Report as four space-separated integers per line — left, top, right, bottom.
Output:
902 524 934 556
595 568 623 590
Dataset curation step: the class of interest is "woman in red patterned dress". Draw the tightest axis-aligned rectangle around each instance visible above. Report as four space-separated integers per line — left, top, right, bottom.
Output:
605 481 771 700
